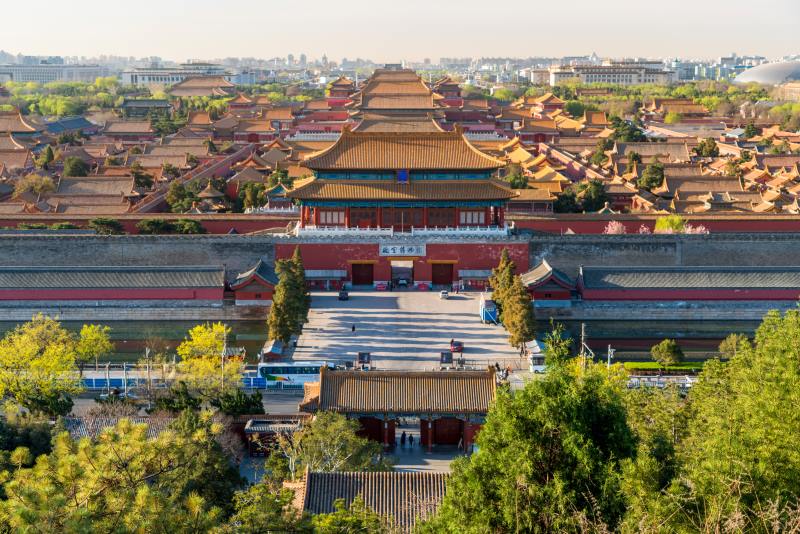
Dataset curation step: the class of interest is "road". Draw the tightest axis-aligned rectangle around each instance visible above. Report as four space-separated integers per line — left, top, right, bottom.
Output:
293 290 524 371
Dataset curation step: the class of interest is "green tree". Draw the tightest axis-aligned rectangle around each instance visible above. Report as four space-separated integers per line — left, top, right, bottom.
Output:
210 389 265 416
488 248 516 318
274 412 391 481
14 173 55 196
1 414 241 532
694 137 720 157
650 338 684 368
628 151 642 165
173 218 206 234
501 276 535 349
743 122 759 138
136 218 174 234
35 145 54 170
222 481 310 533
553 187 580 213
631 310 800 531
166 181 198 213
664 111 682 124
268 258 305 343
422 357 635 533
654 213 686 233
75 324 113 373
0 314 82 416
564 100 586 117
577 178 609 212
638 159 665 190
718 332 748 359
291 246 311 327
176 323 242 401
131 162 154 189
48 222 78 230
311 497 387 533
62 156 89 177
87 217 124 235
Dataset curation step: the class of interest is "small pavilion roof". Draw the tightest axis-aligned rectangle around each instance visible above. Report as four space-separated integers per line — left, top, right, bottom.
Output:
197 182 225 198
521 259 575 289
231 259 278 289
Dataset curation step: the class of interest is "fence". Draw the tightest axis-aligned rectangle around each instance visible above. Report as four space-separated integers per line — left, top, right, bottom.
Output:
81 376 304 392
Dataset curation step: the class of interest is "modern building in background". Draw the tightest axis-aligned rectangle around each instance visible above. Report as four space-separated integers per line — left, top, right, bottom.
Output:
0 63 107 83
549 60 676 86
121 62 229 85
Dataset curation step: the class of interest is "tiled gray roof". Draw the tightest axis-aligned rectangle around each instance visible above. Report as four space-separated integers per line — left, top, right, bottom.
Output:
64 417 176 440
302 471 448 532
313 368 496 415
0 266 224 289
581 266 800 290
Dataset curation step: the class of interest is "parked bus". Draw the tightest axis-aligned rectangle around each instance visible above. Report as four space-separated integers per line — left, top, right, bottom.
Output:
256 361 330 384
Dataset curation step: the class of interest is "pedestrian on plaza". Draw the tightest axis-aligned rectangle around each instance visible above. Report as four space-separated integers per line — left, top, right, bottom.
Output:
495 362 501 372
401 431 407 447
352 324 356 333
409 434 414 447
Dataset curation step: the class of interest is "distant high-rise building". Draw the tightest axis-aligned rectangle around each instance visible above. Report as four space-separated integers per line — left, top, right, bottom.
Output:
300 54 307 67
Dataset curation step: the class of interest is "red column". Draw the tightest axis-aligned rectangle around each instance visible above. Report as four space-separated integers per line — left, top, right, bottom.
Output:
376 207 383 229
422 207 429 228
484 207 490 226
299 206 306 228
498 207 505 226
313 207 320 226
345 207 351 228
454 208 460 227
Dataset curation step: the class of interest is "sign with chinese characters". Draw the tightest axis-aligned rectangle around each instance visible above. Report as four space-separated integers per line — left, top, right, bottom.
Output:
378 243 426 257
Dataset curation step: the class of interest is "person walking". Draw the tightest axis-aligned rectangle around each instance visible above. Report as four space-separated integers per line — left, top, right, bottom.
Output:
408 434 414 447
351 324 356 333
400 431 406 447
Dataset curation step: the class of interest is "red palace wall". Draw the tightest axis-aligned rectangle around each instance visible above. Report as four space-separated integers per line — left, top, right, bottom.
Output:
276 241 529 284
0 288 223 300
0 214 297 235
511 215 800 234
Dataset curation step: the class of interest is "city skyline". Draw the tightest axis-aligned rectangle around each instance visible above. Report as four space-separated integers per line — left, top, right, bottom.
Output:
1 0 797 63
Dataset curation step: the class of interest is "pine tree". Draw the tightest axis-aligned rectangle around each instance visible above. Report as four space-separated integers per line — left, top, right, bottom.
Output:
290 246 311 327
501 276 536 349
488 249 516 318
267 259 302 343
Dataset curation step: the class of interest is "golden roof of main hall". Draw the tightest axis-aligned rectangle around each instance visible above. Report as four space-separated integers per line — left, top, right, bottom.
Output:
287 178 516 201
302 128 506 171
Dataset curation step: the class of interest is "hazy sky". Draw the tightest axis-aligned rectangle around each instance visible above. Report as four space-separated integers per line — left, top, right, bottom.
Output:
1 0 797 62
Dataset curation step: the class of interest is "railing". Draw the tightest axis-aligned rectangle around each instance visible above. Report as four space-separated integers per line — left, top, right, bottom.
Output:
81 376 304 391
411 224 509 237
244 206 300 214
293 224 511 237
294 225 395 237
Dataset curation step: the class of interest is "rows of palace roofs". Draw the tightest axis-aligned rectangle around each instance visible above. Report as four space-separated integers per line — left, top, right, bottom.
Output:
1 68 800 219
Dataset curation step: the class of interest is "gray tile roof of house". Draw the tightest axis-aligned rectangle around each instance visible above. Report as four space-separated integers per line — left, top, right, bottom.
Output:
581 266 800 290
63 417 176 440
301 471 448 533
0 266 225 289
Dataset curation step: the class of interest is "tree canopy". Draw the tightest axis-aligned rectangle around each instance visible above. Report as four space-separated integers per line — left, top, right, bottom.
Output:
422 356 635 533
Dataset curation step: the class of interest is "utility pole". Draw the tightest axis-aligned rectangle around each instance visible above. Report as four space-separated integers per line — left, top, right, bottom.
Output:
607 344 616 368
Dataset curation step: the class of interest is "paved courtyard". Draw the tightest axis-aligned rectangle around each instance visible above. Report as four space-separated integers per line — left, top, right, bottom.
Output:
293 290 525 371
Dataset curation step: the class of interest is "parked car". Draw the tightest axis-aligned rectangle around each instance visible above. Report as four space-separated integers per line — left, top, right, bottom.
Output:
439 290 449 299
338 290 349 301
450 340 464 353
